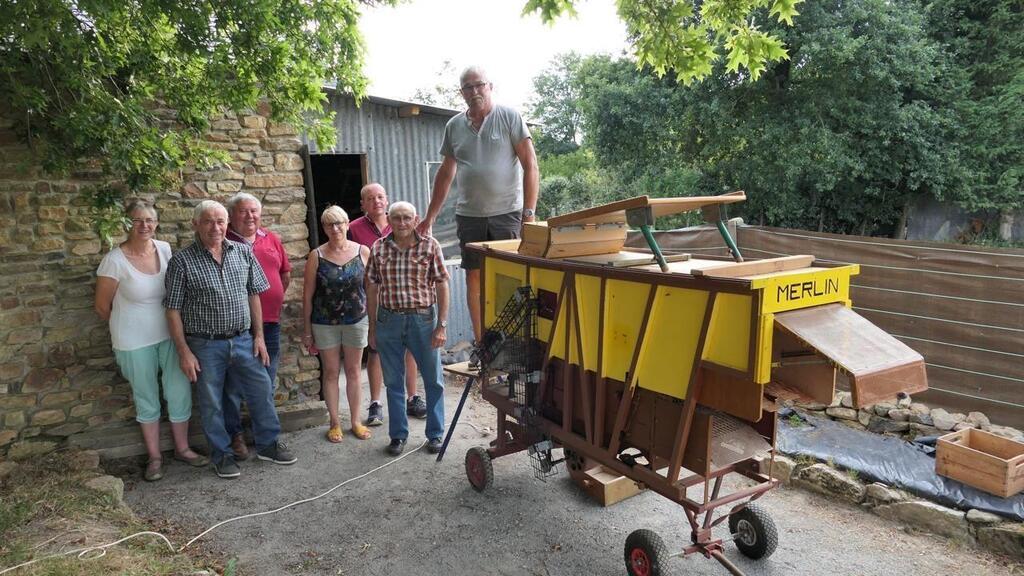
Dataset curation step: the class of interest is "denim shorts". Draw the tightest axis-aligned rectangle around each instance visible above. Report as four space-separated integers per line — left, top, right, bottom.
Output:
312 316 369 349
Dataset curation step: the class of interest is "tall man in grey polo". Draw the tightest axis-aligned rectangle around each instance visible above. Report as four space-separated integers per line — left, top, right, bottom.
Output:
419 66 539 345
165 200 297 479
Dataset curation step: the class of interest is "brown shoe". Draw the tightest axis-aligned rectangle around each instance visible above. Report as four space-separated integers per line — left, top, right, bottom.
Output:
231 433 249 460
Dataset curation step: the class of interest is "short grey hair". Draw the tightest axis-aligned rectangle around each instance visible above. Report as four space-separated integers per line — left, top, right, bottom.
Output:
388 201 417 217
226 192 261 211
193 200 226 222
459 65 488 86
124 199 157 219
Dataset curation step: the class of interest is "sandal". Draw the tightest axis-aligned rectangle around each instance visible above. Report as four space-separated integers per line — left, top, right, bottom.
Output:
144 458 164 482
326 425 343 443
173 450 210 467
350 424 372 440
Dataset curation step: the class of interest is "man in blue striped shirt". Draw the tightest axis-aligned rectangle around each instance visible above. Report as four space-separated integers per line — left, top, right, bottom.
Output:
165 200 297 479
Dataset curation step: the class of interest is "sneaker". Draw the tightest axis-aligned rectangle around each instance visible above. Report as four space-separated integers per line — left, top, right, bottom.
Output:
386 438 407 456
214 455 240 479
256 442 297 465
426 438 443 454
407 395 427 419
365 401 384 427
231 433 249 460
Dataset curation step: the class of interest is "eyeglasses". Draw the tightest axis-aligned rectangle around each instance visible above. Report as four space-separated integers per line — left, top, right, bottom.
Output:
460 81 489 93
325 221 347 229
131 218 157 226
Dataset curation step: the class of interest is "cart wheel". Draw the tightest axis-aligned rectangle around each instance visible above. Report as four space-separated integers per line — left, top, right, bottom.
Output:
728 503 778 560
465 447 493 492
624 529 667 576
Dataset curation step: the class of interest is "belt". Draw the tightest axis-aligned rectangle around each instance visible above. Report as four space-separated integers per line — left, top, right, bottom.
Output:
186 329 244 340
383 306 432 315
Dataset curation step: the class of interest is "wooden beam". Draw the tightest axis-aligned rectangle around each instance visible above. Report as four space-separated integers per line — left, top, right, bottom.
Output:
595 277 607 448
571 276 593 444
562 277 574 433
668 292 719 483
607 284 658 457
538 275 570 411
691 255 814 279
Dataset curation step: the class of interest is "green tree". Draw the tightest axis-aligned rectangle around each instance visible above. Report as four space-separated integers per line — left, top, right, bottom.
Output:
411 59 464 110
1 0 381 241
528 53 583 156
524 0 803 84
925 0 1024 240
573 0 962 236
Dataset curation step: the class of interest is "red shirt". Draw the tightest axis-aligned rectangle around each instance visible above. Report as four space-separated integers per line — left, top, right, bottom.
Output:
348 215 390 248
226 227 291 322
366 233 449 310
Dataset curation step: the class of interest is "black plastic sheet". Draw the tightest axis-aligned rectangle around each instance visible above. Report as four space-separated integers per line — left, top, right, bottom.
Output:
777 409 1024 521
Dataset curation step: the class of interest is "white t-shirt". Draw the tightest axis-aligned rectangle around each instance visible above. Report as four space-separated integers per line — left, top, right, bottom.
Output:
96 240 173 351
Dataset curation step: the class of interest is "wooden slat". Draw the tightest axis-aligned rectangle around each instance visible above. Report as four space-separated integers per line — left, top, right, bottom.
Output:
852 288 1024 333
667 292 718 483
548 192 746 227
691 255 815 278
595 277 608 447
857 308 1024 358
607 285 658 456
571 277 594 443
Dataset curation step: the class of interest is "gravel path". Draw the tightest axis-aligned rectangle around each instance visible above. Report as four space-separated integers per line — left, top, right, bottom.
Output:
123 377 1021 576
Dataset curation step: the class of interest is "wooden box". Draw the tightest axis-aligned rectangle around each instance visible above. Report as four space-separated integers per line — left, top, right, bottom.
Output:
518 221 627 259
936 428 1024 498
571 465 644 507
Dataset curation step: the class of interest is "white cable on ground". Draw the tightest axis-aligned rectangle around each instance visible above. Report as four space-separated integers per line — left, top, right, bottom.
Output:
1 437 440 573
179 439 427 550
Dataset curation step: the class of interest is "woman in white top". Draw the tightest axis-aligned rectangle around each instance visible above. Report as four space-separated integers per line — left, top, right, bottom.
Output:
94 200 207 481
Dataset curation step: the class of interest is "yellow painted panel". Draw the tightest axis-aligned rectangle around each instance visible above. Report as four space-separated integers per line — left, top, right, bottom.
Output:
755 312 775 384
703 293 752 372
575 274 602 372
635 287 710 399
484 257 527 326
601 279 652 381
754 265 858 314
528 266 569 356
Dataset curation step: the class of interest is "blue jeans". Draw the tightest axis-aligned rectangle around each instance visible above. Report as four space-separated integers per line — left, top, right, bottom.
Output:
376 306 444 441
187 331 282 462
224 322 280 438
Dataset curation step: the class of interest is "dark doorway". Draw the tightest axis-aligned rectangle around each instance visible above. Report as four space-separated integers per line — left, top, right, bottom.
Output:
304 153 366 247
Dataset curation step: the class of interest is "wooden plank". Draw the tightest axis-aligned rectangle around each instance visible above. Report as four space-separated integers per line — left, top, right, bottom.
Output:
595 277 608 447
852 287 1024 333
562 279 574 433
537 275 570 406
566 251 691 267
572 278 594 443
548 192 746 227
691 255 815 279
697 366 764 422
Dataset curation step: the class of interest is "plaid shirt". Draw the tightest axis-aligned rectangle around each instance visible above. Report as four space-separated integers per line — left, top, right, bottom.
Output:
164 239 270 335
366 232 449 310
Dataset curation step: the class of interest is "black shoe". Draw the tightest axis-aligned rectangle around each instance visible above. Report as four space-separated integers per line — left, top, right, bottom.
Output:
214 455 240 479
256 442 297 465
365 401 384 427
407 395 427 419
426 438 443 454
386 438 407 456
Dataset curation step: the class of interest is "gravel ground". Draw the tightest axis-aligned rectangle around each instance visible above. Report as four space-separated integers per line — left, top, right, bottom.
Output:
122 375 1021 576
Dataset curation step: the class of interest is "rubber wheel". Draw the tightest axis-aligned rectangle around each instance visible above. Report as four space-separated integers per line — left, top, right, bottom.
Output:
465 447 493 492
728 503 778 560
624 529 667 576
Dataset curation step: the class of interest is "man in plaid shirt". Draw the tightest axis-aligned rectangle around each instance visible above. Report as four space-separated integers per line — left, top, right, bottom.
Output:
366 201 450 456
165 200 297 479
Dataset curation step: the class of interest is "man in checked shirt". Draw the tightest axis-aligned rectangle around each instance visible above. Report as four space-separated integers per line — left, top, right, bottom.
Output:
366 201 450 456
165 200 297 479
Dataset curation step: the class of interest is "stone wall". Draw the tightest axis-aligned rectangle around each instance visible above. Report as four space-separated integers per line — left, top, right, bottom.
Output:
0 104 322 459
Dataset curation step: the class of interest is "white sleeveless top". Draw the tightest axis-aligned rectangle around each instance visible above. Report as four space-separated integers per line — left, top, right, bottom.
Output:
96 240 173 351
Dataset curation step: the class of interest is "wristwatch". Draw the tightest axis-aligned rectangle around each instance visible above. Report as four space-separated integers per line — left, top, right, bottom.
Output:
522 208 535 218
438 320 448 328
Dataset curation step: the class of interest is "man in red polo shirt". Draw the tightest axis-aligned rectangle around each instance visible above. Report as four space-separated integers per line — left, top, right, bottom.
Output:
349 183 422 427
223 192 292 458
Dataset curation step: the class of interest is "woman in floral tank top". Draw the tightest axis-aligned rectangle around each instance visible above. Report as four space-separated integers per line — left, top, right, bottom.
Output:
301 206 372 443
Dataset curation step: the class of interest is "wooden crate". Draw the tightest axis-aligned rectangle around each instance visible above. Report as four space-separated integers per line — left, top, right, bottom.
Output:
936 428 1024 498
571 465 644 507
518 221 626 259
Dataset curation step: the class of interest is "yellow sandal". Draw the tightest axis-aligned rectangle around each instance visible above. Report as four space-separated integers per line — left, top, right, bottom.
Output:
326 425 343 443
350 424 371 440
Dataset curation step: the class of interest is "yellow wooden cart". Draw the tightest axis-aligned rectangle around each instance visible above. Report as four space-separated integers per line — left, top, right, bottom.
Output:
438 193 927 576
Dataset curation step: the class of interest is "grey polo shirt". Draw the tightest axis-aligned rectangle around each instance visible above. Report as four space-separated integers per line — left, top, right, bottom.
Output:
164 239 269 336
440 104 531 217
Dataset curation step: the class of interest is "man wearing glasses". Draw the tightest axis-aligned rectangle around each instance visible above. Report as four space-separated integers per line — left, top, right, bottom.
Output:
418 66 539 357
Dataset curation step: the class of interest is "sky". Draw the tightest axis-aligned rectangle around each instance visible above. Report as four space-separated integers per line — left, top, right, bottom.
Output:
360 0 631 114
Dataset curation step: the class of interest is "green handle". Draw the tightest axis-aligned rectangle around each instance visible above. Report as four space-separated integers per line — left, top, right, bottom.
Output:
640 225 670 272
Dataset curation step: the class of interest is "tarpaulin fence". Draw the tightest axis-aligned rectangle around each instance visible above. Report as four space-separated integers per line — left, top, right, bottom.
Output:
627 225 1024 427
